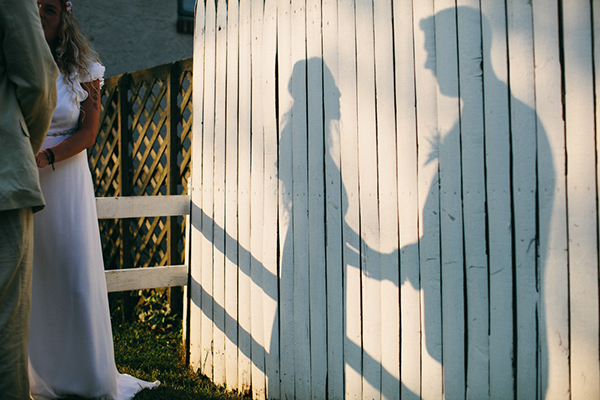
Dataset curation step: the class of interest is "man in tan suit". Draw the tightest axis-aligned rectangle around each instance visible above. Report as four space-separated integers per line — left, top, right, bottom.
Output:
0 0 58 398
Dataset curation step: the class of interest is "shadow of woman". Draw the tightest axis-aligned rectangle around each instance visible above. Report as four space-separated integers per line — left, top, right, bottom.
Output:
277 57 416 399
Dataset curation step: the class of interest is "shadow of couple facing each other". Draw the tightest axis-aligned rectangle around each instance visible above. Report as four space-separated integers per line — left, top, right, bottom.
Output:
190 5 551 399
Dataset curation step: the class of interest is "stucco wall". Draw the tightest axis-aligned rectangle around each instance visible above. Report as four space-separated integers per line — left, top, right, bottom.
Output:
74 0 193 78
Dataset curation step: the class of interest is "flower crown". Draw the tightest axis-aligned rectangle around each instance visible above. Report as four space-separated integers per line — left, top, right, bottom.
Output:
64 1 73 14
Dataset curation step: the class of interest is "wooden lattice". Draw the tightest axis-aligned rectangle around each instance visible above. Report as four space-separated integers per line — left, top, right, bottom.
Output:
89 58 193 272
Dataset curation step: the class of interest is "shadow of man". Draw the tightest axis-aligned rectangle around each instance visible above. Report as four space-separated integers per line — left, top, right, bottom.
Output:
401 6 553 399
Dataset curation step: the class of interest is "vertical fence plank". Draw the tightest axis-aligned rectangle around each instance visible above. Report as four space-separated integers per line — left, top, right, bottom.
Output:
306 2 328 400
237 0 253 393
355 1 382 399
183 196 192 362
563 1 600 398
455 4 489 399
506 1 539 397
531 0 570 398
200 0 217 381
224 0 240 391
394 0 421 397
373 0 400 398
250 0 266 398
480 0 514 397
413 1 443 398
189 0 206 372
262 2 280 399
322 1 344 398
432 4 466 399
338 0 362 398
277 0 295 397
212 0 228 387
290 2 311 399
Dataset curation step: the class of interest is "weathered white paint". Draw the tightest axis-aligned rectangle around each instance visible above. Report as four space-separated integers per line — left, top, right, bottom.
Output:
322 1 345 399
289 2 310 399
95 195 190 219
97 195 191 294
262 3 280 399
224 0 241 390
306 3 328 400
480 0 514 398
433 3 466 399
394 0 421 397
373 1 400 399
212 0 228 387
355 1 381 399
276 0 294 397
532 0 570 398
188 0 205 372
199 0 217 381
456 3 489 398
563 1 600 399
105 265 188 293
506 1 540 398
237 0 253 393
250 1 267 398
337 0 362 398
187 1 600 399
413 1 443 398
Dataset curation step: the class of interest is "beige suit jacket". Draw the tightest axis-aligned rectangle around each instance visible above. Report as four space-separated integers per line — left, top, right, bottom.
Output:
0 0 58 212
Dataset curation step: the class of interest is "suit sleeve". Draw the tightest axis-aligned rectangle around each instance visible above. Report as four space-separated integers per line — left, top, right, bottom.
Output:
0 0 58 154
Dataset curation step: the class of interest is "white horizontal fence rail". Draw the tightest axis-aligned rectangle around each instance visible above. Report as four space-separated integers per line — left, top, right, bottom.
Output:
96 195 190 293
189 0 600 399
103 265 188 293
95 195 191 219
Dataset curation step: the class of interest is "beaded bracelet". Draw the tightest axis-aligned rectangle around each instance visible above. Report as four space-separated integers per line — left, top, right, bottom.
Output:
44 148 55 171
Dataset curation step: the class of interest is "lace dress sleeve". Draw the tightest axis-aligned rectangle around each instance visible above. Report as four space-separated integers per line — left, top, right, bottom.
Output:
82 62 105 88
69 62 106 103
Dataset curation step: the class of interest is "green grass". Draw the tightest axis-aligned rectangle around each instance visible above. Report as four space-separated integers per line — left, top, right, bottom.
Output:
62 321 247 400
112 322 247 400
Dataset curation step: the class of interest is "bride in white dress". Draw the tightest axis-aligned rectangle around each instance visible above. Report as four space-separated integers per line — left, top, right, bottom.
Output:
29 1 159 399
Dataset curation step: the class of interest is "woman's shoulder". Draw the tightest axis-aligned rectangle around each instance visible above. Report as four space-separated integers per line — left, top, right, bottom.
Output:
79 62 106 87
62 62 106 102
65 62 105 86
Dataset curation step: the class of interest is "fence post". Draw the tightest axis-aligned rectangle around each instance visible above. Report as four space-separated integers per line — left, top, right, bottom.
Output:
118 73 133 272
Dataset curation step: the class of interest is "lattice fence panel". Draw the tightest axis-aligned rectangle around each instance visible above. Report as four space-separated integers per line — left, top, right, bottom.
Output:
128 66 170 269
89 58 193 273
91 76 121 271
178 68 193 262
179 69 193 194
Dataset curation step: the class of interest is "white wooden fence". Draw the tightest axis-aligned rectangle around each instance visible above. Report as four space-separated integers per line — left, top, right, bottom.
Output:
97 196 190 292
187 0 600 399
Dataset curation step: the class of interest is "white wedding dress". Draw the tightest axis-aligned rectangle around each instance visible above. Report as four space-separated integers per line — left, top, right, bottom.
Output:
29 63 159 400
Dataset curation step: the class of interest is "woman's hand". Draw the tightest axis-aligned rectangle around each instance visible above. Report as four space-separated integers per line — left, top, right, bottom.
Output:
35 150 50 168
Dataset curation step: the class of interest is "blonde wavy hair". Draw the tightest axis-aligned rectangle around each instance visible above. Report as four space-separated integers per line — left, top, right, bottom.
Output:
52 6 101 86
